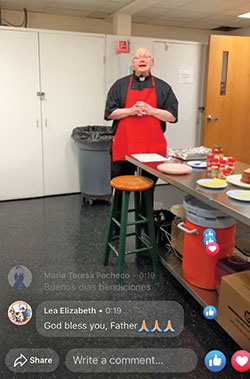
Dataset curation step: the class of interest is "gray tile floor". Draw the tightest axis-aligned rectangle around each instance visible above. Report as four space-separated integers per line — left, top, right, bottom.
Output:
0 187 248 379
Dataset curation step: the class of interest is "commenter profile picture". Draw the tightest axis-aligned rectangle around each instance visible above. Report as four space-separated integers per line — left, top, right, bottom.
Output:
8 301 32 326
8 265 32 289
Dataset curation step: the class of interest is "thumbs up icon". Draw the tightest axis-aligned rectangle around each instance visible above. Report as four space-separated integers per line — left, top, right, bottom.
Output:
209 354 222 367
207 308 214 316
204 350 226 372
203 305 217 320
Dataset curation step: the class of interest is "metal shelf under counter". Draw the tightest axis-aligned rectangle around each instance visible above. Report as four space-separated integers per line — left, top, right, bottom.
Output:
159 250 218 308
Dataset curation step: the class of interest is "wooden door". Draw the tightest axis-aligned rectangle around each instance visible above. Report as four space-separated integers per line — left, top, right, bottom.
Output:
203 35 250 164
39 32 105 196
0 29 43 200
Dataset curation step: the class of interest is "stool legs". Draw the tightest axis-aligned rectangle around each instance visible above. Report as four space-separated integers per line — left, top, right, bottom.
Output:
144 190 159 277
134 191 142 253
117 191 130 284
103 188 119 266
104 186 158 283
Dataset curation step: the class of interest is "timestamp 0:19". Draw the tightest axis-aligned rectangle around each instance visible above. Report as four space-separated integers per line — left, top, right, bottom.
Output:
138 272 156 279
105 307 122 315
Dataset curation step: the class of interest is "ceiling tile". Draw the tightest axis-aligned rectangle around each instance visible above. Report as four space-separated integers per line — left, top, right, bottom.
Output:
133 7 170 19
88 11 110 19
181 18 223 29
47 0 104 12
179 21 215 29
179 0 246 13
230 18 250 27
44 7 91 17
182 12 250 29
159 9 213 20
0 0 51 12
110 0 133 3
1 0 250 32
203 14 250 27
143 17 186 26
153 0 193 9
97 1 127 13
220 3 250 17
49 0 107 10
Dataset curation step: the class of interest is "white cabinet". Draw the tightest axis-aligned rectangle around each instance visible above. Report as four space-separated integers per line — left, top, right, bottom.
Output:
0 28 105 200
0 29 43 199
39 32 105 196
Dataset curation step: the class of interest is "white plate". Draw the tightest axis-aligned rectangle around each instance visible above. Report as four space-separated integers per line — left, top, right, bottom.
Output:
227 189 250 202
226 174 250 189
157 163 192 175
187 160 207 169
196 178 227 189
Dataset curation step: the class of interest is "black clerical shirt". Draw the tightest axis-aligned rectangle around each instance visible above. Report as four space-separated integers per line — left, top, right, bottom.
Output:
104 73 178 134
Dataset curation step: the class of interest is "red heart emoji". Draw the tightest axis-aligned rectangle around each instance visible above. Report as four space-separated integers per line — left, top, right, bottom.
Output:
206 242 220 256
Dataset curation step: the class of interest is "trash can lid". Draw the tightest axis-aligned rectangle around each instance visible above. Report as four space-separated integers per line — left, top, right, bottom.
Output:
183 195 235 228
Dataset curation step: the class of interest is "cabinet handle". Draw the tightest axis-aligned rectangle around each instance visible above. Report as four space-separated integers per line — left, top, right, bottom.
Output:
44 119 48 127
37 91 45 99
36 119 39 128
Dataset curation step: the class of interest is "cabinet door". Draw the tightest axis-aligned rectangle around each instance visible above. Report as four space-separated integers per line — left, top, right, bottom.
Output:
0 29 43 200
39 33 105 195
153 41 207 149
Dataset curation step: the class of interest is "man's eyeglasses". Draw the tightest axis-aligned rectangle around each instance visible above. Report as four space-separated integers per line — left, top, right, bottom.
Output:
133 55 152 60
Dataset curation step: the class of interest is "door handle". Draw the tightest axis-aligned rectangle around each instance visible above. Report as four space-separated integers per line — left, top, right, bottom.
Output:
206 115 218 121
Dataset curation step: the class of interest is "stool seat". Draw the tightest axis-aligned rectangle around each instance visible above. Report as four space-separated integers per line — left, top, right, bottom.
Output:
104 175 159 284
111 175 154 192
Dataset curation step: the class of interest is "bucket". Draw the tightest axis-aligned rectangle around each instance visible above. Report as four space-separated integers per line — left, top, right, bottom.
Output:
179 196 235 290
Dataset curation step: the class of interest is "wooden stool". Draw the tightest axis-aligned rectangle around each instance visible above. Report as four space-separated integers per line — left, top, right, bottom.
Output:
103 175 159 284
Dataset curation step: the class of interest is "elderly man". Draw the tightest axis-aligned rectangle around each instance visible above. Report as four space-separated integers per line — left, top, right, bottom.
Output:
104 47 178 181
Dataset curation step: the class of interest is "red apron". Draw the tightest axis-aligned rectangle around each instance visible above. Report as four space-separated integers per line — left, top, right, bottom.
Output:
112 75 167 162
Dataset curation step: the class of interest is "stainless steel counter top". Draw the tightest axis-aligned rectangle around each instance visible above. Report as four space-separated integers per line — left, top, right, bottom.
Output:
126 156 250 226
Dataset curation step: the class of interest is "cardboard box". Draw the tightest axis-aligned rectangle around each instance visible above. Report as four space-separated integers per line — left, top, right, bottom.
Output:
215 255 250 294
170 218 184 255
217 270 250 350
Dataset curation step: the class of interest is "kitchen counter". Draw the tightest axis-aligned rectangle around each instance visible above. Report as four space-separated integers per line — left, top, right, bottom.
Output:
126 156 250 226
126 155 250 313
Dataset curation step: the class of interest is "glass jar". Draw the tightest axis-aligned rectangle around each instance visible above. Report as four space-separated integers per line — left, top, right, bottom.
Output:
212 145 223 159
206 154 213 172
227 157 235 174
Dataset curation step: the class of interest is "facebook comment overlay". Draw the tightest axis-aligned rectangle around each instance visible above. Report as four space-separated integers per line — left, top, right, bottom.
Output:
65 349 197 373
36 301 183 337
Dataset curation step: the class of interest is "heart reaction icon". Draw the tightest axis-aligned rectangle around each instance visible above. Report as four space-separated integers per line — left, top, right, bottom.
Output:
206 242 220 256
231 350 250 372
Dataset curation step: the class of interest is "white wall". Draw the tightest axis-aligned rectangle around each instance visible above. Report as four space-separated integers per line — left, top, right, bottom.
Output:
132 23 215 43
2 9 113 34
229 26 250 36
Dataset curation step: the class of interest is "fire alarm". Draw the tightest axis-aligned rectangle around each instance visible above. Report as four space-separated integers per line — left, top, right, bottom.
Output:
116 40 130 54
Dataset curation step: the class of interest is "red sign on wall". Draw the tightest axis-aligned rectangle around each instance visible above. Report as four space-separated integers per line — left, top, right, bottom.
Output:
116 40 130 54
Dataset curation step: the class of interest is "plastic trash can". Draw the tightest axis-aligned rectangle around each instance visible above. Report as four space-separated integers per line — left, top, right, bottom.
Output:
71 126 113 204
